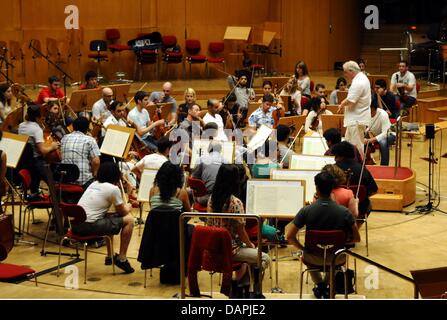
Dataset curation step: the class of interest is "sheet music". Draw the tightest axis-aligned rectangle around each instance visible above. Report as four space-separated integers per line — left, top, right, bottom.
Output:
190 139 234 169
100 128 130 158
271 169 319 203
247 125 273 152
302 136 328 156
0 136 27 168
137 169 158 202
289 155 335 170
246 180 304 217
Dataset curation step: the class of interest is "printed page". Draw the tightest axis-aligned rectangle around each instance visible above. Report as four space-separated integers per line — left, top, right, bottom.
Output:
100 128 130 158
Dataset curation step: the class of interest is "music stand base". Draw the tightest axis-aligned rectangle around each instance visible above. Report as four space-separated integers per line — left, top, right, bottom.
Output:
41 250 79 258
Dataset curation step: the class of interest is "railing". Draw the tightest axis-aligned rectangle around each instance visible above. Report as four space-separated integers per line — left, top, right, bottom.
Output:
179 212 263 299
330 248 419 299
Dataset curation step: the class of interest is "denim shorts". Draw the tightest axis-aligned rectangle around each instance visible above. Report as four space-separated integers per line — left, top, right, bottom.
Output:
72 216 123 236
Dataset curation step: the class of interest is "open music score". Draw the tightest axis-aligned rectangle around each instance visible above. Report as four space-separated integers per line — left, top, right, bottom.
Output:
246 179 305 219
137 169 158 203
224 26 252 41
289 154 335 170
0 132 29 168
100 124 135 159
190 139 235 169
302 135 328 156
271 168 319 203
246 124 273 152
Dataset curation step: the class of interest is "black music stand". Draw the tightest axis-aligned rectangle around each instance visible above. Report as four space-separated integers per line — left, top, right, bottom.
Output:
29 40 73 97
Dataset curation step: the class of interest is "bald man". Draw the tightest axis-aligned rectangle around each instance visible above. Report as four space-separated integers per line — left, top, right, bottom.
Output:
149 82 178 125
92 87 114 122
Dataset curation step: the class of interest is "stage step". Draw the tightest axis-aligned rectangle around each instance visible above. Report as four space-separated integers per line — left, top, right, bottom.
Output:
370 193 404 212
426 106 447 124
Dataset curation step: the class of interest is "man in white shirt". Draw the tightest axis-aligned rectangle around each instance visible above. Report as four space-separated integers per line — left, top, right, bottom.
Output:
127 91 165 151
92 88 114 123
203 99 228 142
338 60 371 160
390 60 417 113
132 136 172 178
102 100 128 136
365 102 395 166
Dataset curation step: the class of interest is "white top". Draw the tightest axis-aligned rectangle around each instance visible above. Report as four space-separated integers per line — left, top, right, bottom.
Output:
102 115 127 136
78 181 123 223
304 110 333 133
344 72 371 127
368 108 391 143
297 76 311 96
0 101 12 124
203 113 228 142
18 121 44 158
280 90 302 114
92 99 111 122
135 153 168 171
127 107 151 140
390 71 417 99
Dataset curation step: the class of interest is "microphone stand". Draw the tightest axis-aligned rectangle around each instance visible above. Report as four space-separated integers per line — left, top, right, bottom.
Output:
0 47 15 84
29 40 73 97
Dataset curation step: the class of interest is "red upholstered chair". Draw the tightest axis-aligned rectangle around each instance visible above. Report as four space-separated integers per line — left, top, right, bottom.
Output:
207 42 226 78
18 169 53 234
185 39 207 78
299 230 348 298
0 244 37 286
310 80 315 94
105 29 132 82
161 35 185 79
187 177 208 212
88 40 108 82
57 202 115 284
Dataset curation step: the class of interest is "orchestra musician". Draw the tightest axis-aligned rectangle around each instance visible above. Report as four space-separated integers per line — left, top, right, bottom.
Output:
373 79 400 119
304 97 333 133
0 84 13 125
35 76 65 105
127 90 165 151
294 61 311 98
203 99 228 142
92 87 114 123
61 117 100 188
277 124 297 169
314 83 329 103
179 104 204 147
329 77 347 105
358 58 370 76
103 100 128 133
44 101 70 140
364 101 395 166
338 60 371 160
226 70 256 113
177 88 197 124
149 82 178 126
257 80 284 109
280 77 302 115
390 60 417 113
248 94 275 129
18 104 60 200
132 136 173 179
79 70 99 90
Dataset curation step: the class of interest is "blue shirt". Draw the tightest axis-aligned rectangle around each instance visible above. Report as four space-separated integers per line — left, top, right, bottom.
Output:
248 107 275 128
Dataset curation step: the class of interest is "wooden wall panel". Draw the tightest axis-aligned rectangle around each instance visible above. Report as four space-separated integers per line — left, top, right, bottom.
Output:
2 0 362 85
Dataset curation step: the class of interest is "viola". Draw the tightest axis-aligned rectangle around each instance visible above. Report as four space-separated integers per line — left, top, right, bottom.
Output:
152 104 168 140
44 132 62 164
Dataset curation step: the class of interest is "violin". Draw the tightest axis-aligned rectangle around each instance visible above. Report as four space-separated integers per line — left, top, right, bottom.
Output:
310 108 326 131
272 84 285 129
152 104 169 140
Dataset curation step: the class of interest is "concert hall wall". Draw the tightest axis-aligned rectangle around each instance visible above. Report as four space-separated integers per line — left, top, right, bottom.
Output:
1 0 361 84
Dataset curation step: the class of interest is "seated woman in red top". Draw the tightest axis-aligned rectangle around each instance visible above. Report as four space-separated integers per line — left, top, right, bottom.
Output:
314 164 359 218
35 76 65 105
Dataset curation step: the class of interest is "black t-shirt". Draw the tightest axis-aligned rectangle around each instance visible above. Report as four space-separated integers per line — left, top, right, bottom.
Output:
293 198 355 240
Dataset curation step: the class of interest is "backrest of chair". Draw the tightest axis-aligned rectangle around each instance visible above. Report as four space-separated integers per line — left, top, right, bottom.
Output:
162 35 177 48
59 202 87 226
185 39 201 55
208 42 224 54
188 225 232 272
18 169 31 192
187 177 208 197
347 185 367 202
89 40 107 51
106 29 120 41
51 163 80 183
304 230 346 255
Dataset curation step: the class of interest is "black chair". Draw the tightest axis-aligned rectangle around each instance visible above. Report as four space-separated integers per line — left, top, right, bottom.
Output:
88 40 108 82
51 163 84 204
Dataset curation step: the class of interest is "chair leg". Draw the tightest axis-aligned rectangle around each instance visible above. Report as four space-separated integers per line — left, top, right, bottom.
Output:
56 236 67 277
33 273 38 286
83 242 88 284
299 260 304 299
144 269 147 288
105 236 115 275
365 218 369 256
41 213 52 255
209 273 213 298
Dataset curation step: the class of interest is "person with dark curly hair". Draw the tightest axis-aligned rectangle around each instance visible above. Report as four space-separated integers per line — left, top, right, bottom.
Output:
149 161 191 211
304 97 332 133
